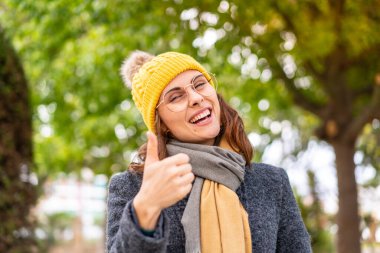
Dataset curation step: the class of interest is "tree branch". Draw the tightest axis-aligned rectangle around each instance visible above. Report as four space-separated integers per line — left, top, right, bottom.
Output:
304 60 327 84
344 75 380 142
353 84 374 98
346 43 380 67
270 61 327 118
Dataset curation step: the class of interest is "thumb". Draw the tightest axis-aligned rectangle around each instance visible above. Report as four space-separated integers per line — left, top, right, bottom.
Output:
145 131 159 166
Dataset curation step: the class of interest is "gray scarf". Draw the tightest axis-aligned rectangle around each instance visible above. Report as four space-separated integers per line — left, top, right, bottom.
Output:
166 139 246 253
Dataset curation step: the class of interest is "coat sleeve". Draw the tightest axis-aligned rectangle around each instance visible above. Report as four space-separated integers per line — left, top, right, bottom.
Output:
276 169 312 253
106 172 169 253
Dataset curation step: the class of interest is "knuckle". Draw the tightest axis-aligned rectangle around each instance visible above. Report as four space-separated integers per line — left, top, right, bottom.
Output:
173 176 182 186
176 166 189 178
168 166 179 178
185 164 192 172
161 158 173 167
184 184 192 194
178 153 190 163
185 174 194 184
181 164 192 174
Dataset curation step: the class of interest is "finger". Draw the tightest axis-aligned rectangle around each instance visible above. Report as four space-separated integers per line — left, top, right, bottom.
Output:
175 164 192 177
145 131 159 166
164 163 192 180
160 153 190 168
178 171 195 184
179 183 193 197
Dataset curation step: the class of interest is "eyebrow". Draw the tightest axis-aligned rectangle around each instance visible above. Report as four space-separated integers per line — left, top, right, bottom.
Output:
164 87 182 95
163 74 205 95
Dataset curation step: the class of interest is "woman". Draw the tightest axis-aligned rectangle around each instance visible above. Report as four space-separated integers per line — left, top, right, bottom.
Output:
106 51 312 253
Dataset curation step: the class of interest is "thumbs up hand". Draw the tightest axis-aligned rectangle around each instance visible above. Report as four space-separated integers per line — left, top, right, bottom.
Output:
133 132 194 230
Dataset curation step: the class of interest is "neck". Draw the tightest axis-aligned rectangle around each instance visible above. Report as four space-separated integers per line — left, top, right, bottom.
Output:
219 136 240 153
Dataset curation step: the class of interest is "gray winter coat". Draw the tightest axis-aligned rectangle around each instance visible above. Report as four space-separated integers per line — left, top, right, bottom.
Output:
106 163 312 252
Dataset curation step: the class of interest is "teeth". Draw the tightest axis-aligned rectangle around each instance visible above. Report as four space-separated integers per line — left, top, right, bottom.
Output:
190 109 211 123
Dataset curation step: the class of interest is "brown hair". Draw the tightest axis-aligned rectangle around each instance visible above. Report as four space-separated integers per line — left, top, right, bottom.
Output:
129 94 254 173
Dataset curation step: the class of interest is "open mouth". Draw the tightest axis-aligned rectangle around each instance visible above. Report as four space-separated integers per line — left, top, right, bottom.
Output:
189 109 212 124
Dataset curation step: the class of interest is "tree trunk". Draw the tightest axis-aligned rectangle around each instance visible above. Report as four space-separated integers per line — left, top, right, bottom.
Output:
332 141 361 253
0 26 38 252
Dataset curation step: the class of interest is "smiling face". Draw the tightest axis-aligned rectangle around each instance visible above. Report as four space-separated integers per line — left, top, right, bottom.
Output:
156 70 221 145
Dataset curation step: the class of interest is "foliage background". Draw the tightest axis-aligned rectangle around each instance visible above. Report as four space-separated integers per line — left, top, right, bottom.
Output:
0 0 379 252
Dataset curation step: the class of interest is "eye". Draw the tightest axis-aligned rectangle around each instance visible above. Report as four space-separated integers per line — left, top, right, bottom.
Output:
168 92 184 103
194 82 206 90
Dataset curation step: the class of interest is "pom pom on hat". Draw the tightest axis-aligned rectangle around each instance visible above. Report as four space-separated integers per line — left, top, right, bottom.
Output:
120 50 154 89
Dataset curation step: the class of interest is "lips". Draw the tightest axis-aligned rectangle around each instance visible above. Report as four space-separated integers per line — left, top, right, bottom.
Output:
189 108 212 124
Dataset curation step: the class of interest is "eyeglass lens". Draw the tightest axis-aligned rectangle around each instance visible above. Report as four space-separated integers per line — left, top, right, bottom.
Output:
163 73 217 112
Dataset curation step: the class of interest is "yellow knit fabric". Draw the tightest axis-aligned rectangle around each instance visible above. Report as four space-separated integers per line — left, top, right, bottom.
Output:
200 137 252 253
201 181 252 253
131 52 212 133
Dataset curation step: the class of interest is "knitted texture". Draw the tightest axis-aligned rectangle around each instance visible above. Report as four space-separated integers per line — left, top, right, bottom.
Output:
131 52 210 132
165 140 251 253
106 163 312 252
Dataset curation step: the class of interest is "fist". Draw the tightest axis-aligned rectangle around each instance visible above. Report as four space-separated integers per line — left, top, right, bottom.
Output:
136 132 195 211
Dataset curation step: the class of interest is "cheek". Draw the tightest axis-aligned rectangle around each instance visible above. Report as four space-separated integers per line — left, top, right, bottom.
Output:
213 98 221 121
159 110 187 132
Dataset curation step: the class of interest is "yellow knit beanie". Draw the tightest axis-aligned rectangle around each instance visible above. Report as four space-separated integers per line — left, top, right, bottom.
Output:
120 51 211 133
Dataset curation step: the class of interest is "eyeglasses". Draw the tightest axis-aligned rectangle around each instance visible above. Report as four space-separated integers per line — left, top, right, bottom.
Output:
156 72 217 112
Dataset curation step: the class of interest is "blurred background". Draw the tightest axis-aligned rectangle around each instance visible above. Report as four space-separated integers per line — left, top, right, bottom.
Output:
1 1 379 252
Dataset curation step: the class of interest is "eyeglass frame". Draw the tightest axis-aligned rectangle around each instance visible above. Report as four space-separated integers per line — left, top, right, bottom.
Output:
155 72 217 111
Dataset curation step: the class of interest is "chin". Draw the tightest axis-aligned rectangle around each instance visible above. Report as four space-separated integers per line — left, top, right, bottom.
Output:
176 120 221 143
196 126 221 141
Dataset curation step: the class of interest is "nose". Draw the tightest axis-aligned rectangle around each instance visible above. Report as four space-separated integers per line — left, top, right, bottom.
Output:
185 85 204 107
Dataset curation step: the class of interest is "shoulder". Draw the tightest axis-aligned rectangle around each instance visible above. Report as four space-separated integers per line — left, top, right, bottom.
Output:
244 162 288 187
108 170 143 197
240 163 294 212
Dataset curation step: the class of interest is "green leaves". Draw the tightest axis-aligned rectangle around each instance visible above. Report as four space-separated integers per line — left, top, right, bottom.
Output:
1 0 379 178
